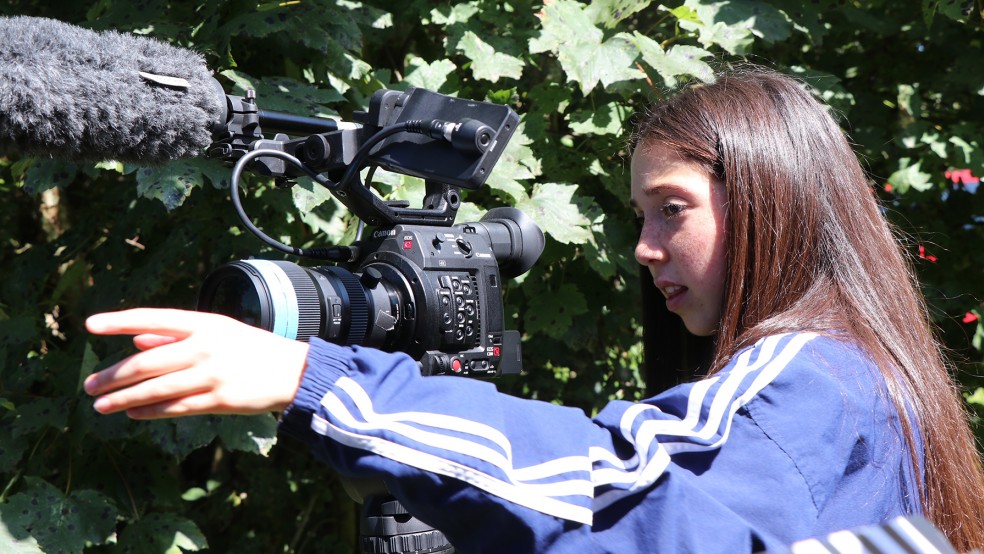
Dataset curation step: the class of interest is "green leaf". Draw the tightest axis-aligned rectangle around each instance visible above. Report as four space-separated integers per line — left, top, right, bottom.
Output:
10 398 68 437
585 214 638 279
679 0 792 55
668 5 702 24
115 512 208 553
188 157 232 190
0 420 28 473
142 418 217 458
0 316 38 348
181 487 208 502
530 0 601 55
771 0 827 44
429 3 480 25
215 414 279 456
220 71 343 118
133 161 203 211
292 180 348 240
455 201 486 225
404 57 459 91
514 183 593 245
0 478 118 553
559 33 644 93
458 31 525 83
22 160 77 196
78 342 99 395
527 82 573 114
219 1 370 56
632 32 714 87
887 159 934 194
485 124 539 202
585 0 654 28
292 179 334 213
897 84 922 118
141 414 278 458
922 0 940 28
973 319 984 351
532 2 644 91
946 135 984 170
568 104 626 136
923 0 971 24
524 283 589 338
788 66 855 115
967 387 984 407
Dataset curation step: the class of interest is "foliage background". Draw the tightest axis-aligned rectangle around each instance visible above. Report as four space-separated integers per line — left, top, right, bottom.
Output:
2 0 984 551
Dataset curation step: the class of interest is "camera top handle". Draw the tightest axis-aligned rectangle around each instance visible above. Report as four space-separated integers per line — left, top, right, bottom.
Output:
208 85 519 229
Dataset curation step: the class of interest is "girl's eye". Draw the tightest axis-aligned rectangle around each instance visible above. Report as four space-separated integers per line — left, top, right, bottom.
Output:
661 203 687 218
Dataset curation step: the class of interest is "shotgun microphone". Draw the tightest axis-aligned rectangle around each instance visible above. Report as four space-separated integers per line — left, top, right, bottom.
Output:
0 16 225 164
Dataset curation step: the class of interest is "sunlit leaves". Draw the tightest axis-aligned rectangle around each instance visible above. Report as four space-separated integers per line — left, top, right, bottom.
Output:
679 0 793 55
404 57 459 92
631 32 715 87
485 124 539 203
530 0 643 92
888 159 935 194
514 183 593 245
458 31 525 83
587 0 654 28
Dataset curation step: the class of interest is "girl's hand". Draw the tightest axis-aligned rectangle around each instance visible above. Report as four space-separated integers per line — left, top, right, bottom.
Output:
84 308 309 419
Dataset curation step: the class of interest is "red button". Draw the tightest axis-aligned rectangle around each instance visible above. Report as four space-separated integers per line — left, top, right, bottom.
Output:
403 240 413 250
451 358 462 372
493 347 500 357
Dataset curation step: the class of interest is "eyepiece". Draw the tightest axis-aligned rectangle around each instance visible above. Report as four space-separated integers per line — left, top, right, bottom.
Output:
474 207 545 278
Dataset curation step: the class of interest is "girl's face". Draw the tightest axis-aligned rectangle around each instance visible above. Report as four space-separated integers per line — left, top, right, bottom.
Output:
631 141 728 336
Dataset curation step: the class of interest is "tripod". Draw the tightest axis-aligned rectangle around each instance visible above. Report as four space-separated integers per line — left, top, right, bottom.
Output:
343 478 454 553
359 494 454 554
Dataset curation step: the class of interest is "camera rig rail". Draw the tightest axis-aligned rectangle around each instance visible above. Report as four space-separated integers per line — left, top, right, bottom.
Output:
208 84 518 228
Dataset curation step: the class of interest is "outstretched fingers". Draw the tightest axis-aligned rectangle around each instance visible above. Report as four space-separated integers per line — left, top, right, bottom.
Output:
90 362 217 415
84 339 203 397
133 334 180 351
86 308 221 339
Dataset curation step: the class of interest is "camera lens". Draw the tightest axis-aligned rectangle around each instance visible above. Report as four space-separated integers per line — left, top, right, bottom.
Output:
198 259 411 349
208 272 262 327
198 260 320 340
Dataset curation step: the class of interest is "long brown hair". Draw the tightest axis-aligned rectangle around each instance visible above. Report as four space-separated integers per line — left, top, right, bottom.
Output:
632 67 984 550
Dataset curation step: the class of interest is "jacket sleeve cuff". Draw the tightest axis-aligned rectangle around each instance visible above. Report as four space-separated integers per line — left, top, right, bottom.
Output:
278 338 351 443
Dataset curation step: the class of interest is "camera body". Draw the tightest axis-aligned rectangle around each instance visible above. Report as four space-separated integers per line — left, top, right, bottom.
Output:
335 220 519 376
199 86 542 376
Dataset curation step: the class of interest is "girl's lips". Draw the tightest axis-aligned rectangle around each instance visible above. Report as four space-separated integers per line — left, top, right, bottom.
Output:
658 283 687 310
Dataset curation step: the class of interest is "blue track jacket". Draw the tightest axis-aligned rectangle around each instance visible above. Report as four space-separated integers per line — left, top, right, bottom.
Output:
279 332 922 552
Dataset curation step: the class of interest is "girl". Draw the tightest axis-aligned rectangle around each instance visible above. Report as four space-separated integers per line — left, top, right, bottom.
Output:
84 68 984 551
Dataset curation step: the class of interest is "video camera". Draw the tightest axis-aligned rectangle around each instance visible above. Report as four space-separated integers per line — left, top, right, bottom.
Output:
197 84 544 377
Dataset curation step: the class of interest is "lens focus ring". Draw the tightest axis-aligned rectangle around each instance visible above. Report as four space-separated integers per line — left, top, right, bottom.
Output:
318 267 369 345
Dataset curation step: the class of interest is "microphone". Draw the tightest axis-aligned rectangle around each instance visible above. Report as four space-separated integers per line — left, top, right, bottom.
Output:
0 16 225 164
